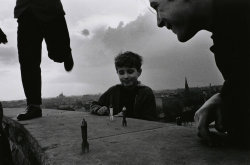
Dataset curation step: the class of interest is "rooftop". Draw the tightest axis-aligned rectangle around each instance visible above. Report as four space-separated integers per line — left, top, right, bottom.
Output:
3 108 250 165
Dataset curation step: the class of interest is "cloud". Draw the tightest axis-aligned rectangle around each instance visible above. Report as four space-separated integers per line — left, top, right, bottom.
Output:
52 11 223 94
81 29 90 36
0 0 224 100
0 46 18 65
63 0 147 29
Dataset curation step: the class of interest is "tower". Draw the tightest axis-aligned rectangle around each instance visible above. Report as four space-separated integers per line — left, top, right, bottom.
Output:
185 77 190 94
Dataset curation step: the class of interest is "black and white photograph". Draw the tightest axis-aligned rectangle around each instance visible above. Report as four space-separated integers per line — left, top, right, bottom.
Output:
0 0 250 164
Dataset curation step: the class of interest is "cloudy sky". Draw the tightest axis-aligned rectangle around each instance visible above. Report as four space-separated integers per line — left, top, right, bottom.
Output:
0 0 223 101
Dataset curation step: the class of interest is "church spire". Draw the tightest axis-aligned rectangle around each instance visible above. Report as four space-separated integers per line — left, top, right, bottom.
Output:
185 77 190 93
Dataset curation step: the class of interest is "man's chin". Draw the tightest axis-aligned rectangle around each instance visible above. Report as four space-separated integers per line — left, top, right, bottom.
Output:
176 31 198 42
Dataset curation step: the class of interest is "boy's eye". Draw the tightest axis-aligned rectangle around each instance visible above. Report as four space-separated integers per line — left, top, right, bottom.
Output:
118 70 125 75
127 69 135 74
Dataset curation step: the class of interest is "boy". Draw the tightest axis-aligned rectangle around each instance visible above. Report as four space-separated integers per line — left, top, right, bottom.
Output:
149 0 250 146
90 51 157 121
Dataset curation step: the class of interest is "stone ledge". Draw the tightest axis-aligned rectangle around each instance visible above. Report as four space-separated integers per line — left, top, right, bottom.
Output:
3 108 250 165
3 114 48 165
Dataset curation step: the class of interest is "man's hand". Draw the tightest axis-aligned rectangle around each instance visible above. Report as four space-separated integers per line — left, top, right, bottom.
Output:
194 93 226 146
0 28 8 44
97 106 108 115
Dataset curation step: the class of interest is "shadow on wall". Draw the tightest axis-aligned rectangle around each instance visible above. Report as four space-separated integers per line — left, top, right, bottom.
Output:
0 102 14 165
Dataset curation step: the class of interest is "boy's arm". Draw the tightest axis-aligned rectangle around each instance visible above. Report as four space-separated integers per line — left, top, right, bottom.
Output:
90 88 112 115
138 88 157 121
90 101 108 115
0 28 8 44
90 101 102 114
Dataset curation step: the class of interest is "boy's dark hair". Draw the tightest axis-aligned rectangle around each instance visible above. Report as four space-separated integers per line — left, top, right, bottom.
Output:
115 51 143 71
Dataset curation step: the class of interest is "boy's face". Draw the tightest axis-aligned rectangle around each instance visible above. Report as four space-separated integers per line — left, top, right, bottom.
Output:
149 0 200 42
117 67 141 87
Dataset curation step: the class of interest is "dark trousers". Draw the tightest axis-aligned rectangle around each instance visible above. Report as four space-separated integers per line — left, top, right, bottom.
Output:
17 9 71 105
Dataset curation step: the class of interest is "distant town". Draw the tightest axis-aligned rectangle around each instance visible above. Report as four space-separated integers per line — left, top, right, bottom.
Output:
2 81 222 124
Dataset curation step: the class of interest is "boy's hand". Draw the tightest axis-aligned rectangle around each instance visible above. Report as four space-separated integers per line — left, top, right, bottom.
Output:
0 29 8 44
194 93 226 146
97 106 108 115
114 112 123 117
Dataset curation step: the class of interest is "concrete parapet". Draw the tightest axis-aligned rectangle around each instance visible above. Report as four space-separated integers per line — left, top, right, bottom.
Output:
3 108 250 165
3 115 48 165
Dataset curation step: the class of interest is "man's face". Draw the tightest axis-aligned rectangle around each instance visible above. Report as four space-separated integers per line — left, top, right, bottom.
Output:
149 0 200 42
117 67 141 87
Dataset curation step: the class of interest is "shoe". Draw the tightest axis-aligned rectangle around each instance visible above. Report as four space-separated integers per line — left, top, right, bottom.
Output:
64 54 74 72
17 105 42 121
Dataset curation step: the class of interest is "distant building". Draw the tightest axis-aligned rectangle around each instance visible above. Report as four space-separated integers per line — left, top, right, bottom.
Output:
57 93 65 98
185 77 190 95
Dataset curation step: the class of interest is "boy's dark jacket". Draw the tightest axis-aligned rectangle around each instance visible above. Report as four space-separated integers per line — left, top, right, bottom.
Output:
90 84 157 121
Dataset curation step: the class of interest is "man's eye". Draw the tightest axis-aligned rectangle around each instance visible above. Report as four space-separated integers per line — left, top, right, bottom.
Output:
118 71 125 75
127 70 135 74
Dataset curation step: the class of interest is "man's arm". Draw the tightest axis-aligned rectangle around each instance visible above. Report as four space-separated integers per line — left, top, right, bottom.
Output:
0 28 7 44
194 93 226 145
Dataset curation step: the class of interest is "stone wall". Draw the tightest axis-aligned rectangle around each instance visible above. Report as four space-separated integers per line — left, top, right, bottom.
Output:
3 117 48 165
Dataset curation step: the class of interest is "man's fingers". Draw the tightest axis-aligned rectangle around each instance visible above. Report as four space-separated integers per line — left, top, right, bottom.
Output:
195 109 214 145
214 107 226 132
194 93 226 147
0 38 8 44
194 112 199 123
197 127 214 146
3 36 8 44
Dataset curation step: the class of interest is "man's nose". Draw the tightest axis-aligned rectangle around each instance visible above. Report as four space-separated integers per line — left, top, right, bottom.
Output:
157 13 164 27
